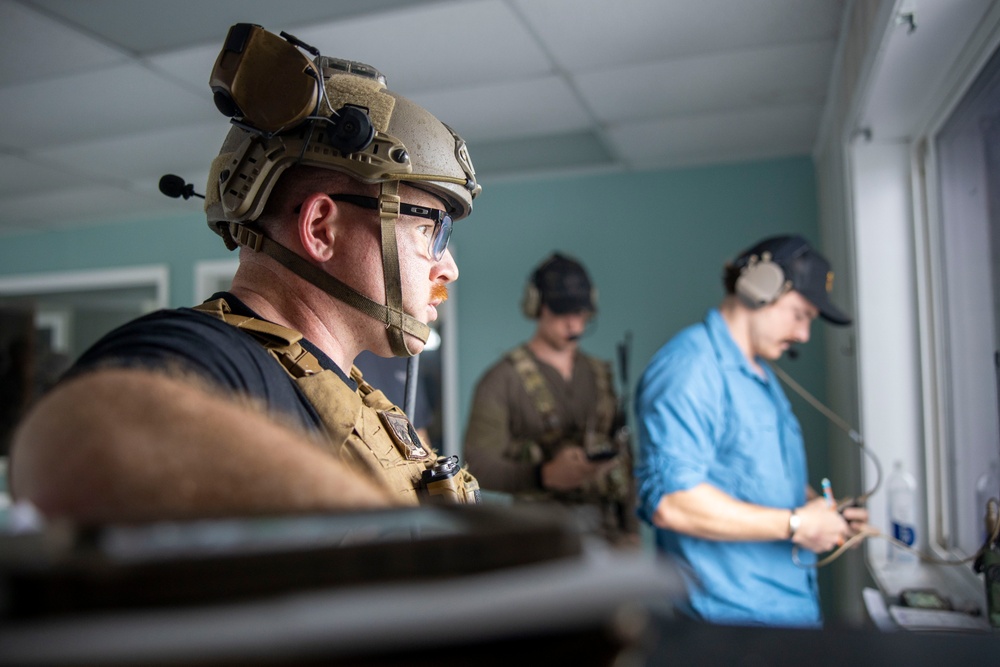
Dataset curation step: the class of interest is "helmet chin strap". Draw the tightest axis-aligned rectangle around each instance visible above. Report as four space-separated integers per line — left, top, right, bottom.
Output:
374 179 421 357
228 180 429 357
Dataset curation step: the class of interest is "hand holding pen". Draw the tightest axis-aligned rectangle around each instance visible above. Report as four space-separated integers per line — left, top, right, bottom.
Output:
821 477 834 507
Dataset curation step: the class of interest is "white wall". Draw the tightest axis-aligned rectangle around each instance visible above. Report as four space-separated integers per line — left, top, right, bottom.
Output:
850 140 924 561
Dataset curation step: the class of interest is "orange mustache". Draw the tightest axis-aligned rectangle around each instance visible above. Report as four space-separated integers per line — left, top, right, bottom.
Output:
431 284 449 302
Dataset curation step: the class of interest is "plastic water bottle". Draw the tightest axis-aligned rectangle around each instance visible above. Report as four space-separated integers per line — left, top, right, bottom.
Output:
976 461 1000 544
887 460 917 566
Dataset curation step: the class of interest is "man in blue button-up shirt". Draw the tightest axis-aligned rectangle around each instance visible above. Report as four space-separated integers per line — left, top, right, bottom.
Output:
635 235 869 627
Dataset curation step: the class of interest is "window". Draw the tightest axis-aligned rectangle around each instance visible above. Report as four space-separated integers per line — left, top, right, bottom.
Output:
927 42 1000 555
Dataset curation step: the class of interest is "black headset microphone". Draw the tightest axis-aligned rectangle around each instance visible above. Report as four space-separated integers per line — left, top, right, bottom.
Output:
158 174 204 200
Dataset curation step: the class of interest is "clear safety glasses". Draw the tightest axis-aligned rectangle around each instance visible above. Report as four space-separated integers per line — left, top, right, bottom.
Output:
325 194 453 261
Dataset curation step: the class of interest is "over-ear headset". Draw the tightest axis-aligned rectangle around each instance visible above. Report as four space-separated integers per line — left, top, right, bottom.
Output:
521 253 598 319
209 23 374 154
521 277 543 319
732 237 809 309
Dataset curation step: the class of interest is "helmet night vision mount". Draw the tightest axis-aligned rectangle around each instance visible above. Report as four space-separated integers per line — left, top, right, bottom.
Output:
209 23 376 153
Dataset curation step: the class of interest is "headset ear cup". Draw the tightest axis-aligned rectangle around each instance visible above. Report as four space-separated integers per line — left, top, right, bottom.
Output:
522 282 540 319
735 255 787 308
327 105 374 154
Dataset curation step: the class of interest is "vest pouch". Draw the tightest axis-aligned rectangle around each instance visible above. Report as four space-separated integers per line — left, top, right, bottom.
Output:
421 456 481 504
461 469 482 504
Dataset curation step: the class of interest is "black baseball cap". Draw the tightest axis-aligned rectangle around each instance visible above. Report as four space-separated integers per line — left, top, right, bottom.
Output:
532 253 596 314
735 235 852 326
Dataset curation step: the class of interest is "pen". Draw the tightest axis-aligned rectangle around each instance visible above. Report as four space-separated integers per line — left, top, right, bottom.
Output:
821 477 834 507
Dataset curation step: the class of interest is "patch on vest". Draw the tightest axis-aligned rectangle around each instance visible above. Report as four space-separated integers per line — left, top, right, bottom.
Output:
378 411 429 460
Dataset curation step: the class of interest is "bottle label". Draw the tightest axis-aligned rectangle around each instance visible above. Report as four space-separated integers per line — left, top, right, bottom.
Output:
892 521 916 546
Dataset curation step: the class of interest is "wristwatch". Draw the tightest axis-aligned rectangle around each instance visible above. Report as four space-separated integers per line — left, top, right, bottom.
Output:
788 509 801 539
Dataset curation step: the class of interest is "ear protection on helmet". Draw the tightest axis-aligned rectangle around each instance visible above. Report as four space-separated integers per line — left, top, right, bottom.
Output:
733 238 809 308
209 23 374 154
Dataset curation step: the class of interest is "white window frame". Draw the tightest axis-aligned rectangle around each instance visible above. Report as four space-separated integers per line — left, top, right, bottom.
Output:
0 265 169 309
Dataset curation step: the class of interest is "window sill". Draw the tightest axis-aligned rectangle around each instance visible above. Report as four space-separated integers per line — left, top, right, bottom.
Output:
867 553 986 615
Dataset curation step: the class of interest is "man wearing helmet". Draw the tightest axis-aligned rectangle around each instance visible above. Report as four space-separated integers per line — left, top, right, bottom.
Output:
9 24 481 522
634 235 868 626
463 253 638 546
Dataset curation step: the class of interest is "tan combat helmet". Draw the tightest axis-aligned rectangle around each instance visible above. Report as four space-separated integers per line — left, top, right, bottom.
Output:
203 23 480 356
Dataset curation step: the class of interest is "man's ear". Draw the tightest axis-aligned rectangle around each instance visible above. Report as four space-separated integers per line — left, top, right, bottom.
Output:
296 193 337 262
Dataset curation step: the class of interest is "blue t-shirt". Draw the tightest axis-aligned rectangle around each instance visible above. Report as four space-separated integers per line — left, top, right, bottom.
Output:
634 308 819 627
68 293 352 437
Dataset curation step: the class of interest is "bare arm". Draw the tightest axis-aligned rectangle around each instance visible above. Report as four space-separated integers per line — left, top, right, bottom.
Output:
651 483 849 553
9 368 394 523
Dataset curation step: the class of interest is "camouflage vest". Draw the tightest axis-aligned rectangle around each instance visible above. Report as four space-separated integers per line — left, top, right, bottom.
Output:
194 298 479 505
505 346 631 530
506 345 618 454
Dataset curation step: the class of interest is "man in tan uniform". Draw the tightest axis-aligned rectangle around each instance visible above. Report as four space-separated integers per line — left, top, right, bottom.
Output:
9 23 481 522
464 254 638 545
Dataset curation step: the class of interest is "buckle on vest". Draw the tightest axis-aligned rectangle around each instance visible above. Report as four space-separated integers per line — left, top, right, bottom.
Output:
378 411 428 460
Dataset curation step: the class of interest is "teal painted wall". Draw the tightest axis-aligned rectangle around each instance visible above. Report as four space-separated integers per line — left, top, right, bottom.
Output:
453 156 828 470
0 209 232 308
0 155 830 478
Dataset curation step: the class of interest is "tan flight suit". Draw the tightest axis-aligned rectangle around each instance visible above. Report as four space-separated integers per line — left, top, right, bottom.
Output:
195 298 479 505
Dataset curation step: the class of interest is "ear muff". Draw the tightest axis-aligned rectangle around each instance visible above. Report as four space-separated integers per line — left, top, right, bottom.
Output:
522 279 541 319
735 251 789 308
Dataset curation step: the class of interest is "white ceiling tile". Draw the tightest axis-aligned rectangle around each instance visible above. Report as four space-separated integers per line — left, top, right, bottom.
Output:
578 41 836 123
408 76 593 143
285 1 552 94
607 104 822 169
147 43 226 95
0 2 128 86
27 0 437 54
145 1 551 110
514 0 843 71
0 0 852 231
0 64 216 150
36 123 231 185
